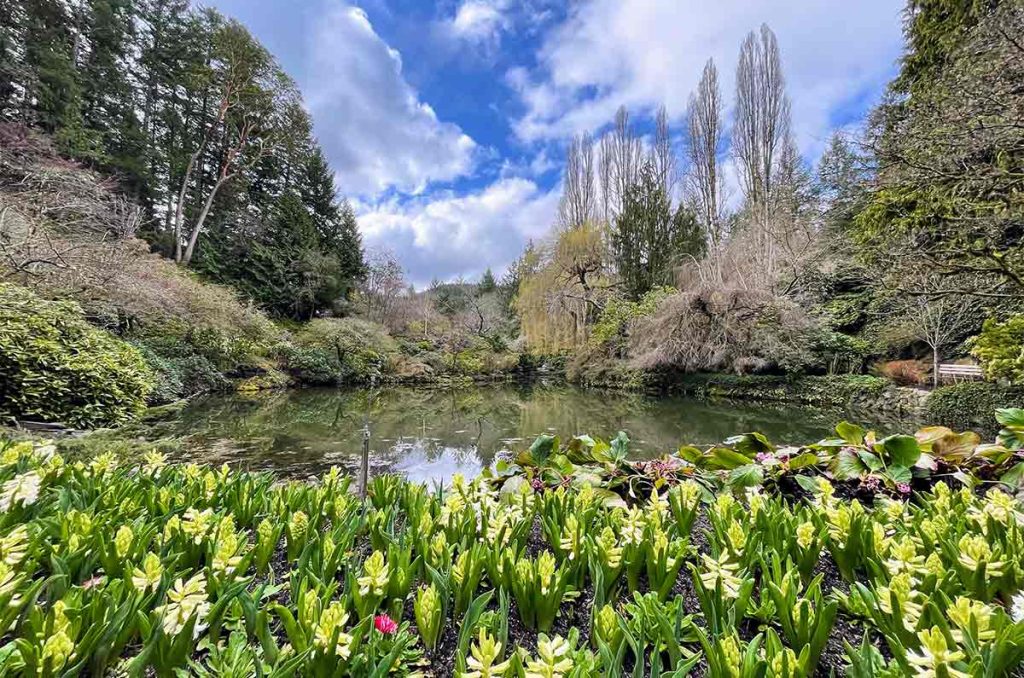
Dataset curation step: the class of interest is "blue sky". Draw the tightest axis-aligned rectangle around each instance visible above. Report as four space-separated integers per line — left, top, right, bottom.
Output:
207 0 906 287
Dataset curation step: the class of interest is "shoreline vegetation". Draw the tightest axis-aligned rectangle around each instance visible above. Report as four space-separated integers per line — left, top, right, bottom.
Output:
2 411 1024 675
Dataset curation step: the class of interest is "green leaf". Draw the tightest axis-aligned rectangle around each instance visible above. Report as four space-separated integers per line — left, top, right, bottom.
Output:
999 462 1024 489
885 465 912 485
786 452 820 471
707 447 755 470
611 431 630 459
723 432 774 455
856 450 884 472
996 408 1024 450
880 435 921 468
727 464 764 488
677 445 704 464
529 435 558 464
835 421 865 446
931 431 980 461
831 450 868 481
795 475 821 494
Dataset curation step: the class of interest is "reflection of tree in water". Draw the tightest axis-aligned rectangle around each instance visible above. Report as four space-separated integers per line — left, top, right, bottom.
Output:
156 383 878 482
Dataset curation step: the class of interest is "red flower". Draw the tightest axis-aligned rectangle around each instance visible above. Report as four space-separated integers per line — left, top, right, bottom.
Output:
374 613 398 634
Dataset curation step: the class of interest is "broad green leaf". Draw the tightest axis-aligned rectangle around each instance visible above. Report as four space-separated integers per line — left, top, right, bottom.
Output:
611 431 630 460
880 435 921 468
529 434 558 463
856 450 884 473
677 445 704 464
795 475 822 494
830 450 867 481
999 462 1024 489
996 408 1024 450
885 465 912 485
707 447 755 470
835 421 865 446
727 464 764 488
786 452 820 471
723 432 774 455
593 488 628 509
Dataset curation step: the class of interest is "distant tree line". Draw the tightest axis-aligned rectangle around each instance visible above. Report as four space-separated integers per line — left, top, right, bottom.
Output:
0 0 365 320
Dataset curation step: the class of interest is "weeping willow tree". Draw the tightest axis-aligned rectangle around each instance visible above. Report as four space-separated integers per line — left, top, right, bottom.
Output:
516 223 614 353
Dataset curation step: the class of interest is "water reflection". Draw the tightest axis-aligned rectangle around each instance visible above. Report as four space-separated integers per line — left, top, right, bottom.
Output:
146 382 853 483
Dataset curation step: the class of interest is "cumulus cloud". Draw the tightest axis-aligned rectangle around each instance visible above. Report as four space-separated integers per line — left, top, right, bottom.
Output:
357 178 560 286
304 3 478 197
511 0 904 157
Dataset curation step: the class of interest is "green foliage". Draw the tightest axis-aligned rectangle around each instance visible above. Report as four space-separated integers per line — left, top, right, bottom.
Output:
591 286 674 349
0 283 154 427
926 382 1024 433
286 318 398 384
613 161 704 301
972 316 1024 385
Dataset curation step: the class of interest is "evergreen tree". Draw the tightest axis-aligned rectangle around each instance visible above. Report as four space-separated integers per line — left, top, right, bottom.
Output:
613 162 704 300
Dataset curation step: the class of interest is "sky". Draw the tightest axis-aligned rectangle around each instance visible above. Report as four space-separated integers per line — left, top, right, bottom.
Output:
206 0 906 288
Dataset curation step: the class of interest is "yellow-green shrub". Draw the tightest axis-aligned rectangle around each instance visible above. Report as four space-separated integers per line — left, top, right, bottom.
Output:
0 283 155 427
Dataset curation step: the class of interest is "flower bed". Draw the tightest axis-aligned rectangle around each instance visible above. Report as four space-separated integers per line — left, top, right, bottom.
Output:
1 411 1023 675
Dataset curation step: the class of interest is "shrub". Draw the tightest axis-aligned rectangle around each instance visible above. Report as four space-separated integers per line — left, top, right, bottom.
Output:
0 283 155 426
131 342 229 403
871 359 928 387
925 382 1024 433
972 316 1024 385
289 318 398 384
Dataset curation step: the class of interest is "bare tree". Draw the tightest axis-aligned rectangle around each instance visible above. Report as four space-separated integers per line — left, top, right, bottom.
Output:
685 59 725 250
733 24 791 221
557 132 597 229
597 106 642 222
898 276 978 387
360 248 406 327
650 105 676 198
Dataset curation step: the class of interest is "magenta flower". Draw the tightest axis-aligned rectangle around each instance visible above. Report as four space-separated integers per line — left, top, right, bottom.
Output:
755 452 772 463
374 613 398 635
897 482 911 495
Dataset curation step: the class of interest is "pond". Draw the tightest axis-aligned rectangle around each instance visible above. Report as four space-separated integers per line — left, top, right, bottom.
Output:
142 381 882 485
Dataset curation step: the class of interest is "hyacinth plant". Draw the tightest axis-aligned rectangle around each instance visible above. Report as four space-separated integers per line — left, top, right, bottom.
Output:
1 412 1024 675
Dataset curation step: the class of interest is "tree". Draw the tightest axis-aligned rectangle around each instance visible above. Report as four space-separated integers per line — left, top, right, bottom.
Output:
598 106 642 222
733 24 791 222
650 105 676 198
857 1 1024 298
613 162 703 300
360 248 406 327
174 19 295 266
897 277 977 388
478 268 497 294
557 132 597 229
685 59 726 249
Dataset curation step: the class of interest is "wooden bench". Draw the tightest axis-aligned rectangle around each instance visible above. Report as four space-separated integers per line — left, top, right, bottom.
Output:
937 364 984 383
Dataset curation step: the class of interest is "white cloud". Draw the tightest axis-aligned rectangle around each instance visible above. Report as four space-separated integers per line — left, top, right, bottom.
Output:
511 0 904 158
447 0 509 43
357 178 560 286
304 4 477 197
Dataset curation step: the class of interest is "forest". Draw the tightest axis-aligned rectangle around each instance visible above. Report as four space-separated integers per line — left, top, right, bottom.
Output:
1 0 1023 432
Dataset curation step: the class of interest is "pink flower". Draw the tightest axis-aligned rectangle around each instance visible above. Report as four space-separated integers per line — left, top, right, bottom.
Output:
374 614 398 635
755 452 772 463
897 482 911 495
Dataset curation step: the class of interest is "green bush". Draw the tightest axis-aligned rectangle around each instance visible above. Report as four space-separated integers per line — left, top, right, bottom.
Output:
591 286 674 348
288 318 398 384
131 341 229 403
0 283 155 427
925 382 1024 433
972 316 1024 385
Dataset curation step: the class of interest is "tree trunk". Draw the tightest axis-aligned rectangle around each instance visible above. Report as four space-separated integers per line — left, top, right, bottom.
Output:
932 348 940 389
181 174 231 266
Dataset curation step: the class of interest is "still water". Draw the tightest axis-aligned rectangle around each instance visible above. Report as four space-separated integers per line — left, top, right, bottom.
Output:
140 382 873 485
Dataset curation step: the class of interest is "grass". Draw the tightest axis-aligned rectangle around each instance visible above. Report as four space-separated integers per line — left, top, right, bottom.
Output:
1 416 1024 676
